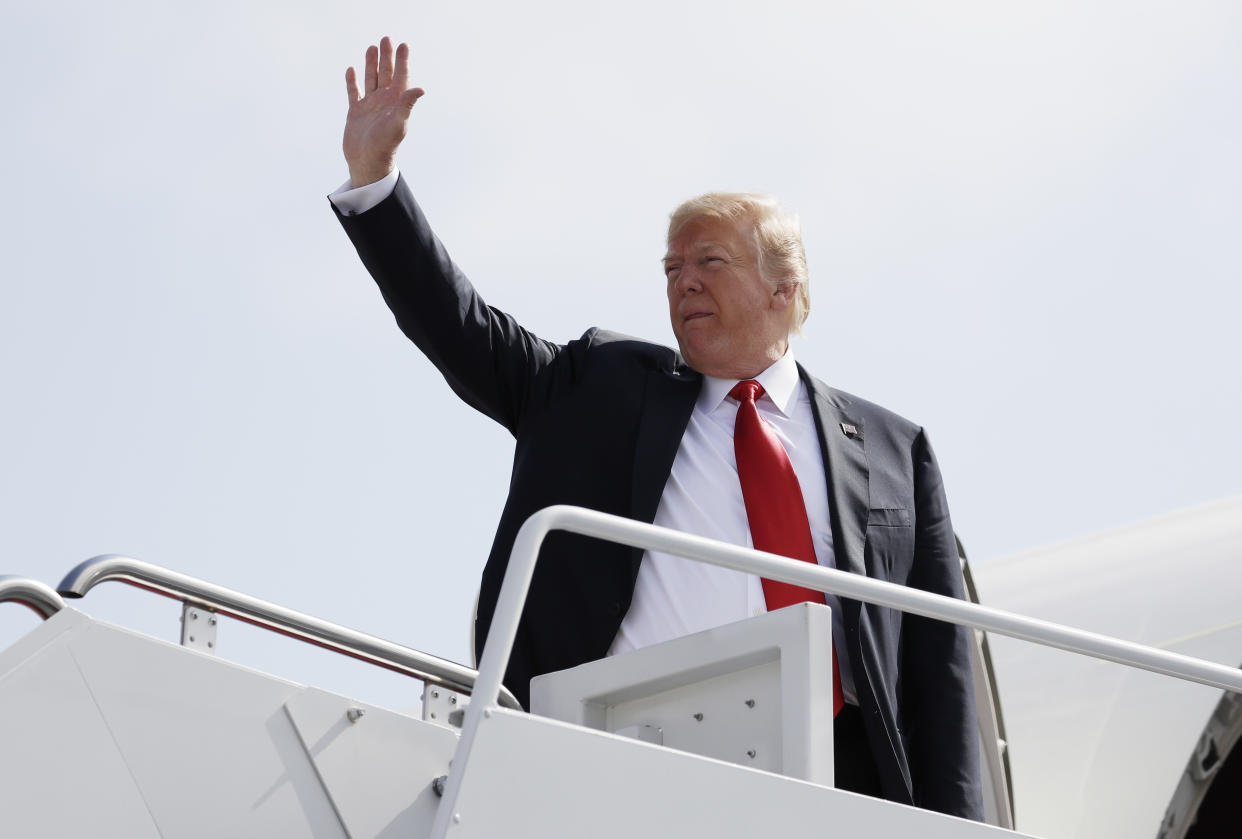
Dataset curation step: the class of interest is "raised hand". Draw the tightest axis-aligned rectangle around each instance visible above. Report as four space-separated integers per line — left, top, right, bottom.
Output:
342 37 426 188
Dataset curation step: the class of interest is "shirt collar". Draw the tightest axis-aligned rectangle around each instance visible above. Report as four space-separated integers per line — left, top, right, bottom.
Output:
697 348 802 418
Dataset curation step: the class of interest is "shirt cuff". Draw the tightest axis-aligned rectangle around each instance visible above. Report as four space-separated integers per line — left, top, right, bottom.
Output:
328 170 401 216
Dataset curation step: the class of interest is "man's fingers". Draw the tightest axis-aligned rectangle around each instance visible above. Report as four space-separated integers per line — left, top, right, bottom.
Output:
364 44 379 93
345 66 361 104
393 41 410 88
378 36 395 88
354 38 411 105
399 87 426 112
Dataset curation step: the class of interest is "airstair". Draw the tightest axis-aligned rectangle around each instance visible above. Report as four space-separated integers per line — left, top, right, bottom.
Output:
2 506 1240 838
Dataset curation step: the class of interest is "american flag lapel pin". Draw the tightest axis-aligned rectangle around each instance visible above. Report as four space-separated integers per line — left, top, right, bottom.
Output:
840 422 858 438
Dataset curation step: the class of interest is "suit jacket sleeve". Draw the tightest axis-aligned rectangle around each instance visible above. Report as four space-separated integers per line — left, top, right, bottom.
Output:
332 179 668 707
332 175 560 435
904 429 984 819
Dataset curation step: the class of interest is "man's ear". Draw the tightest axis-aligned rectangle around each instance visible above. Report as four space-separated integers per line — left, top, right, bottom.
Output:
771 280 799 311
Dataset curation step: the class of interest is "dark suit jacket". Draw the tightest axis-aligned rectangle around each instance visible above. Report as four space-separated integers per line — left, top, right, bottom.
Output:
334 176 983 820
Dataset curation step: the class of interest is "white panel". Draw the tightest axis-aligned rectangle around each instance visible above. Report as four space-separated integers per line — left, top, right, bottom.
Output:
68 619 347 839
443 709 1032 839
605 659 783 773
284 687 458 838
0 605 80 676
0 613 161 839
532 603 834 786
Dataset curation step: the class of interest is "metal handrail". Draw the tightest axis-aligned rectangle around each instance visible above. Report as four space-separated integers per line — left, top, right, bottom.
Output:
56 555 522 710
0 576 65 620
479 507 1242 704
432 504 1242 836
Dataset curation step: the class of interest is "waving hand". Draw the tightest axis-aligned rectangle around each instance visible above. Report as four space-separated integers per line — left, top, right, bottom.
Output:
342 37 425 188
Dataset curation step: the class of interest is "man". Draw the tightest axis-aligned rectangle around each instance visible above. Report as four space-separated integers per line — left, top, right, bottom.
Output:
331 37 982 820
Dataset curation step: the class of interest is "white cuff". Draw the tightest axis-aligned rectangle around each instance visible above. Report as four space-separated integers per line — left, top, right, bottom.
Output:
328 170 401 216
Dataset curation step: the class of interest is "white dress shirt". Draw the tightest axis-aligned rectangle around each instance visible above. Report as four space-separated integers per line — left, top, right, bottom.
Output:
609 350 857 703
329 171 400 215
331 171 856 703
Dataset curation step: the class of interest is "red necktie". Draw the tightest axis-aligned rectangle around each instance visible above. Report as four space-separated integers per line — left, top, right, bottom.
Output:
730 380 845 716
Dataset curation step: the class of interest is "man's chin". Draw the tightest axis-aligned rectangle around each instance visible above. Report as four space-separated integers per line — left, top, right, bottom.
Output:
675 334 734 378
673 337 704 370
678 348 730 378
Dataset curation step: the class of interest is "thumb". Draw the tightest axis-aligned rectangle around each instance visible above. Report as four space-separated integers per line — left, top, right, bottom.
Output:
400 87 426 112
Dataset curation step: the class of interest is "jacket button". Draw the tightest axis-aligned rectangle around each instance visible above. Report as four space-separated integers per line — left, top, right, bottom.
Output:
608 602 622 616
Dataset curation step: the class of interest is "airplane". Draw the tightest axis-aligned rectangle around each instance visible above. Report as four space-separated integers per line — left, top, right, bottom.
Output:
971 493 1242 839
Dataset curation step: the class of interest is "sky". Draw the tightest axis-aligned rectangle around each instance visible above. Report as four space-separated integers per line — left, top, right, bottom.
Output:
2 0 1240 714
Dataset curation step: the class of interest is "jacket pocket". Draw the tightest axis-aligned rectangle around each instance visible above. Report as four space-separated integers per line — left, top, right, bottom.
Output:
867 507 911 527
865 507 914 581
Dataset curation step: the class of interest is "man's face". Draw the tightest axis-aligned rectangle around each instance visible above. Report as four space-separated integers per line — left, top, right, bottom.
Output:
664 214 795 379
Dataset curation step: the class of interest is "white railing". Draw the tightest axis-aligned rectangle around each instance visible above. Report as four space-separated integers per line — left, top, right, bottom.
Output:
432 504 1242 838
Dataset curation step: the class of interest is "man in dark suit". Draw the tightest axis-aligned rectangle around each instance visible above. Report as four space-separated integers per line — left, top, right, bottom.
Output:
331 37 983 820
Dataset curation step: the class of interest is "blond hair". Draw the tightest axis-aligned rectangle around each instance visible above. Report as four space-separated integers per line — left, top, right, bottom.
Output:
667 192 810 331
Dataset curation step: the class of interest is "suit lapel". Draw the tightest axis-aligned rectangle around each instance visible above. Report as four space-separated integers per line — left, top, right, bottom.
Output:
631 364 701 526
803 369 917 797
801 365 868 578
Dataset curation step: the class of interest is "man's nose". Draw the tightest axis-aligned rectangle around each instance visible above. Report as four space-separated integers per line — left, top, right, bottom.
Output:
673 265 702 294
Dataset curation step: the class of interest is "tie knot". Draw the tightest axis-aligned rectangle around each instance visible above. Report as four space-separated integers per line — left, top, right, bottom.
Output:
729 380 765 404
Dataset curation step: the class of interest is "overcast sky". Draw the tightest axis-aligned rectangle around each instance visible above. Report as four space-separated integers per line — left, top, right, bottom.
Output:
2 0 1239 713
